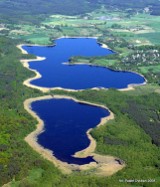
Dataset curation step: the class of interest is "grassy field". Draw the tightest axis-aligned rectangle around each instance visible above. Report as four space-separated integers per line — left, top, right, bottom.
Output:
2 8 159 45
139 65 160 74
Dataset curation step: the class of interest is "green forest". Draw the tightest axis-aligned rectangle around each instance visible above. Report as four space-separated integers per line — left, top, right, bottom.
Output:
0 0 160 186
1 0 160 24
0 36 160 187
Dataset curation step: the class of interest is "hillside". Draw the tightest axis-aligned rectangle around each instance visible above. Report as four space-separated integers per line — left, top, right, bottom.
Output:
0 0 97 24
1 0 160 24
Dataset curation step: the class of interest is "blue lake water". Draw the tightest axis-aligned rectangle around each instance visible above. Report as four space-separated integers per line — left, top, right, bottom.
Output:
24 38 145 165
23 38 145 89
31 98 109 165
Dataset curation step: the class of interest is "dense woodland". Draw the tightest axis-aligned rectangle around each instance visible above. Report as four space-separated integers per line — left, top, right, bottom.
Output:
0 0 97 24
96 0 160 15
1 0 160 186
0 36 160 186
1 0 160 24
0 36 47 185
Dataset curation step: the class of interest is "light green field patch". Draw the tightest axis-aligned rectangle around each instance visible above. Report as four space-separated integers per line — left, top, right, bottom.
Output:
50 14 78 19
92 58 118 67
10 168 44 187
26 168 44 183
21 34 52 45
130 37 152 46
59 26 101 38
139 65 160 74
125 84 160 96
137 32 160 45
130 13 160 32
43 17 105 27
27 37 51 45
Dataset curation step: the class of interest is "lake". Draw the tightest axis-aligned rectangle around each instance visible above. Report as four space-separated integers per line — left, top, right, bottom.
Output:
24 38 145 165
23 38 145 90
31 98 109 165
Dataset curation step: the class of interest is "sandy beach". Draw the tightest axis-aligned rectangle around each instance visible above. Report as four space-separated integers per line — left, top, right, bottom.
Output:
17 44 108 93
119 72 147 92
17 39 149 175
17 44 50 93
57 36 98 39
16 39 137 176
16 39 149 176
66 61 147 92
24 95 125 176
17 40 146 93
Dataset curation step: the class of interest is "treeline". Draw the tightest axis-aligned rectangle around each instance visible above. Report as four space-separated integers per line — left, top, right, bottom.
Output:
1 0 160 25
94 0 160 14
0 36 160 186
122 94 160 147
0 36 62 186
0 0 98 24
52 89 160 186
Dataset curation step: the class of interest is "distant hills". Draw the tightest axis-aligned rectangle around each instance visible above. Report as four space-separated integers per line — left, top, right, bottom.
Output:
0 0 97 24
0 0 160 24
95 0 160 15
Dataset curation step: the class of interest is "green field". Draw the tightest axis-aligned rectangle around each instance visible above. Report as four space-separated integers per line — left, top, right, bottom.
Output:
139 65 160 74
2 8 160 46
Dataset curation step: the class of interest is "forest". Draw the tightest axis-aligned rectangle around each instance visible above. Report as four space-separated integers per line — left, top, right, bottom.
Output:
95 0 160 15
0 36 159 186
1 0 160 186
1 0 160 24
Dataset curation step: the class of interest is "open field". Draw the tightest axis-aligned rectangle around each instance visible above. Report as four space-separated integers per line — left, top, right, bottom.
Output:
139 65 160 74
1 8 160 46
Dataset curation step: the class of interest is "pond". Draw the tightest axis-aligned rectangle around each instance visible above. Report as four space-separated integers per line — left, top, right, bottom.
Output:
31 98 109 165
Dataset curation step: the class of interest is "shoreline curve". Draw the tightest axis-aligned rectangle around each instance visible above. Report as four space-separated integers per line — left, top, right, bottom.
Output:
24 95 125 176
17 40 146 93
16 37 134 176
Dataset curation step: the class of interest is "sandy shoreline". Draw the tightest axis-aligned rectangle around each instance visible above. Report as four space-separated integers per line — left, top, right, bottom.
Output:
17 43 146 93
18 44 105 93
24 95 125 175
16 38 148 175
17 44 50 93
67 61 147 92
